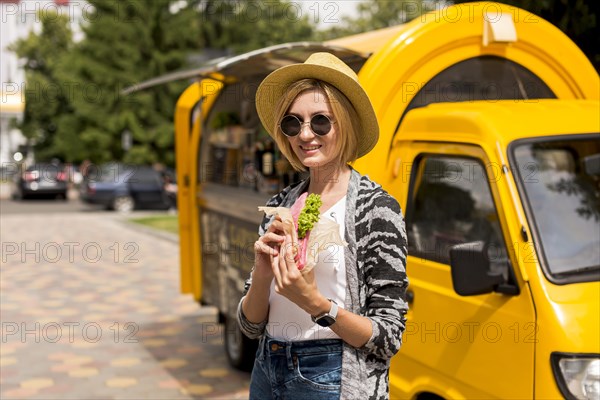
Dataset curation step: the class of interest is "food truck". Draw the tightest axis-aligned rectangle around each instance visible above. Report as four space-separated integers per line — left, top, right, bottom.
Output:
163 2 600 398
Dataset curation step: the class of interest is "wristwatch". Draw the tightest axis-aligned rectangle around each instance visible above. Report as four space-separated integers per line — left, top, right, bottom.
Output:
311 299 338 327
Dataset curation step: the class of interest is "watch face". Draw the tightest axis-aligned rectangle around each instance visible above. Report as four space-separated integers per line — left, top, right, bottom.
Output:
316 316 335 327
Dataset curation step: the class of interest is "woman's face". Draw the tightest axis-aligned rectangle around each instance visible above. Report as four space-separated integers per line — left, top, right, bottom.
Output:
285 89 339 170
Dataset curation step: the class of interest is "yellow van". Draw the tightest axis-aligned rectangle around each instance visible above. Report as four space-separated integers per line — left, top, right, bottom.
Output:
162 2 599 398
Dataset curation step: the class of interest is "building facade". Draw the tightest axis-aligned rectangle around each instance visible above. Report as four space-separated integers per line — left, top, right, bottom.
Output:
0 0 84 168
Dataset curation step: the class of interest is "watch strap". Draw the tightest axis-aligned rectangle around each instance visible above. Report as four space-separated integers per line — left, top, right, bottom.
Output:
329 299 339 319
311 298 338 325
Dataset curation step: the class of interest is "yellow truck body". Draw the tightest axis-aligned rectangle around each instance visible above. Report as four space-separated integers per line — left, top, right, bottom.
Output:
171 3 599 398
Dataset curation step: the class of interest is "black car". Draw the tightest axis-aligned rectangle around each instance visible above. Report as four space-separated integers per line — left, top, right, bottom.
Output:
12 163 68 200
80 164 176 212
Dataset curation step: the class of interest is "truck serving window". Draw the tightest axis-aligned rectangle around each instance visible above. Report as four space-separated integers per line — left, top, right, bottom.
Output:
407 155 510 278
199 80 302 195
512 135 600 283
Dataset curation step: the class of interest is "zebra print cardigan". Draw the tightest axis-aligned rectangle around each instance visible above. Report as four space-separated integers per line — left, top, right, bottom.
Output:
237 168 409 400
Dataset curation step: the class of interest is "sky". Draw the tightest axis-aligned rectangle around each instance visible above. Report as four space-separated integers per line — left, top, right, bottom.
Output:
298 0 361 29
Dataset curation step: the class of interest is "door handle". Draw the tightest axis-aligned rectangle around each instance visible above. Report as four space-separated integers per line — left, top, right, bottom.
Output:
406 289 414 304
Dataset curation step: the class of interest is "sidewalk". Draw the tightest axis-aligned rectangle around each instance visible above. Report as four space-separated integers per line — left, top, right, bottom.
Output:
0 181 11 199
0 212 250 399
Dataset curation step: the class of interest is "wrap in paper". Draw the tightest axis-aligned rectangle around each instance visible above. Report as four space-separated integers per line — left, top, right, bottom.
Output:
258 205 347 274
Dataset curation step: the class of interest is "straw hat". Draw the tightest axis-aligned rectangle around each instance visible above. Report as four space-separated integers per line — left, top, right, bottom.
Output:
255 52 379 158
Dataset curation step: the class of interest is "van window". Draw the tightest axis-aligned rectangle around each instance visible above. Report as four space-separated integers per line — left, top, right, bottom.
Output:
512 135 600 282
407 156 510 275
128 168 160 184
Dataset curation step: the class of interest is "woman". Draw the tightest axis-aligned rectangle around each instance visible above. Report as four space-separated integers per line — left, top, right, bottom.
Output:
237 53 409 400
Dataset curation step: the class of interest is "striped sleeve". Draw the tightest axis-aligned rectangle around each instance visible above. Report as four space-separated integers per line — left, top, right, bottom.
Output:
356 182 409 360
236 296 267 339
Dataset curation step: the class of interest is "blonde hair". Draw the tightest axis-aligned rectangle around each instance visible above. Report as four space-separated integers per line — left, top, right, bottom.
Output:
272 79 360 172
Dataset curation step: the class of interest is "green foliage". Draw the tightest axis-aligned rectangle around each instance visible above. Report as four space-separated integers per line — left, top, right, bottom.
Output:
129 215 179 234
225 1 314 53
54 0 203 165
210 111 241 130
190 0 314 53
12 0 316 165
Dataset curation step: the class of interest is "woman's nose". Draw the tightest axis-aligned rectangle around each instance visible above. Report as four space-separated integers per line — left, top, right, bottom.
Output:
298 122 314 139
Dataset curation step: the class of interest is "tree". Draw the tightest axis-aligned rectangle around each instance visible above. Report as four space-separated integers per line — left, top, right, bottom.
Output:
12 1 315 165
55 0 314 165
223 1 314 53
56 0 204 165
190 0 314 54
9 10 74 162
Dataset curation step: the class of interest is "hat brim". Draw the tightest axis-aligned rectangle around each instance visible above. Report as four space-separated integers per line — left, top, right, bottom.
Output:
255 63 379 159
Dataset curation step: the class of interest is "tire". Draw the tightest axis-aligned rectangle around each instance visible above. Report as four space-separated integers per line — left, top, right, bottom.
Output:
113 195 134 213
224 315 257 372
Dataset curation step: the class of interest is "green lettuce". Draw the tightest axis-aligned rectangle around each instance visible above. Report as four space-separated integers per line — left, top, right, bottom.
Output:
297 194 322 239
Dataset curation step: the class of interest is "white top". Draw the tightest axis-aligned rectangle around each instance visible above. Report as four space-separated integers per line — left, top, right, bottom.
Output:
266 195 347 341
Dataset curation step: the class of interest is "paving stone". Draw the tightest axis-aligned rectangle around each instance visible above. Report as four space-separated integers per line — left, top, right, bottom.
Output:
105 377 138 388
20 378 55 389
0 212 251 399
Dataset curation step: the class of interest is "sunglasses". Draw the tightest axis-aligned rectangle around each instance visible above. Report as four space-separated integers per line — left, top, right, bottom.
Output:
279 114 336 137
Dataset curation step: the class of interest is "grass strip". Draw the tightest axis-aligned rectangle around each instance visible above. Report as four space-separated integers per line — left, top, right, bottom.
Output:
129 215 179 234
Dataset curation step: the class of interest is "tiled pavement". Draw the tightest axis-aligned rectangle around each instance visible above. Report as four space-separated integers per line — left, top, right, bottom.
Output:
0 212 251 399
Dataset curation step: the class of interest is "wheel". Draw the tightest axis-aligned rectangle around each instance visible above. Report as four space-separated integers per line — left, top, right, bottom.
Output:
224 315 257 372
113 195 134 213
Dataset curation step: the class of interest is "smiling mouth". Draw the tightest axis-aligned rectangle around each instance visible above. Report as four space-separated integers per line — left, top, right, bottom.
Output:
300 145 322 151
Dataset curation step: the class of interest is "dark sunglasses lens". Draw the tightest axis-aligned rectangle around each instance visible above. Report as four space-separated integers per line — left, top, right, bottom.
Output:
311 114 332 136
280 115 301 136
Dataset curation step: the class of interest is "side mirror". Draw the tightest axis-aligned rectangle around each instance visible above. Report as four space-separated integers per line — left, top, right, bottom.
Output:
583 153 600 176
450 241 505 296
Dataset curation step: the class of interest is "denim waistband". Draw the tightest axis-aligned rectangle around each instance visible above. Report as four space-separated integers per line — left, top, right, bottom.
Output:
258 335 343 368
265 336 342 353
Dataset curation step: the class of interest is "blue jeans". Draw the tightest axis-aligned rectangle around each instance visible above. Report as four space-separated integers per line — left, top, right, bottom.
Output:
249 335 343 400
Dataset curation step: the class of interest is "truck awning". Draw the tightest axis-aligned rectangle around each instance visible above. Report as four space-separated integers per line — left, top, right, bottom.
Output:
122 42 368 95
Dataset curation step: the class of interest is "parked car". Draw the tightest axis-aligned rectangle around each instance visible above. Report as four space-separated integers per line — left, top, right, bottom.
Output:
12 163 68 200
80 164 176 212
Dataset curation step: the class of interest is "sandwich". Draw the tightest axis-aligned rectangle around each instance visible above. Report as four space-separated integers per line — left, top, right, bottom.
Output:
258 193 346 273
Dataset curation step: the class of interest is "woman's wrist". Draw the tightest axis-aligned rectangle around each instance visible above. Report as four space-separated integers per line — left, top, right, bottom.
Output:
243 271 271 324
249 271 271 293
305 294 331 317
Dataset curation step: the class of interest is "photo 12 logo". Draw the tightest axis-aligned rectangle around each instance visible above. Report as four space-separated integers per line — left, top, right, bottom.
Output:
1 321 139 344
1 241 140 264
404 321 539 344
1 1 93 24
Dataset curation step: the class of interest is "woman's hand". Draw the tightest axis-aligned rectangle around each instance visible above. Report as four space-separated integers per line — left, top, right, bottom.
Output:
270 235 374 348
253 216 285 282
242 217 286 324
272 234 326 316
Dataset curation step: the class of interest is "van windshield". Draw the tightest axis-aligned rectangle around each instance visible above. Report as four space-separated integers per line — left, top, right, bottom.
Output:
512 136 600 282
